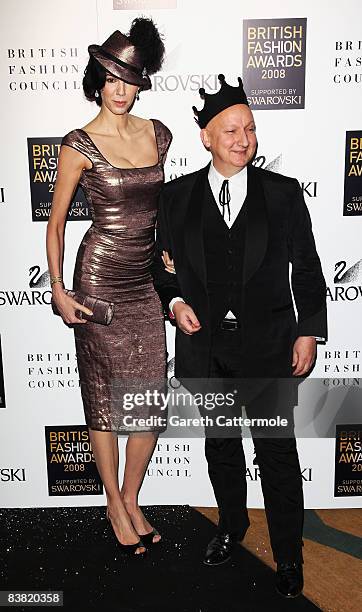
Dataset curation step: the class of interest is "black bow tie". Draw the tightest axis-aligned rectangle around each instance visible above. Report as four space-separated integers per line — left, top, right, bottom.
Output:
219 179 231 222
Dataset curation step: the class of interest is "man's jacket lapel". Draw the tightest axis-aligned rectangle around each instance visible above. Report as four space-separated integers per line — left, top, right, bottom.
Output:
243 164 268 286
184 163 210 289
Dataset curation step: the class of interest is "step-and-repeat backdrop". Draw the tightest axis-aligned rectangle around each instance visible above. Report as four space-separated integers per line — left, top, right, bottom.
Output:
1 0 361 509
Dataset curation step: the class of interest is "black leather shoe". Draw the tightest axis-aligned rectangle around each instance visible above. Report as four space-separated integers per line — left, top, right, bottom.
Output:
275 561 303 598
203 532 235 566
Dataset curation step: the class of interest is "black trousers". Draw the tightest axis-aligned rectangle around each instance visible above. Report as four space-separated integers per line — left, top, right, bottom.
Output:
203 327 304 564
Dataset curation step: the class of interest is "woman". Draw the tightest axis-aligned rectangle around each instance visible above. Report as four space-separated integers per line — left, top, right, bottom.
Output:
46 18 172 556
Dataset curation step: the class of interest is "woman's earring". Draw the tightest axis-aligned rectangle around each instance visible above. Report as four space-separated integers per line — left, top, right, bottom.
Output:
136 89 140 101
95 90 99 98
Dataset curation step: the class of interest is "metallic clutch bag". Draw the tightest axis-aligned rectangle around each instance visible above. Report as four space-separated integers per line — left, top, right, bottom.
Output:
51 289 115 325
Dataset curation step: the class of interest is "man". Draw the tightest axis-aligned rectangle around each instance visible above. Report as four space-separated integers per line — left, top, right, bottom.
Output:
152 74 327 597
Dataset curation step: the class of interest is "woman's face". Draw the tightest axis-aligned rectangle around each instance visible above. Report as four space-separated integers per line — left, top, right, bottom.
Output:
100 73 139 114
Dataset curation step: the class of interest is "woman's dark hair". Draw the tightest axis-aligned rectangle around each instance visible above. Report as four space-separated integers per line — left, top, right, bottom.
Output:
82 56 107 107
128 17 165 75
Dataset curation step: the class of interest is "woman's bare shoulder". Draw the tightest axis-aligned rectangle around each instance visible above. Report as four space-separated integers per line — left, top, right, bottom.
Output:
129 114 154 133
79 119 99 135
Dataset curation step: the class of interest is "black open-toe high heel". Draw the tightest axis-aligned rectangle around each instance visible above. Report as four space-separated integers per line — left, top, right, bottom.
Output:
106 508 147 556
137 527 161 546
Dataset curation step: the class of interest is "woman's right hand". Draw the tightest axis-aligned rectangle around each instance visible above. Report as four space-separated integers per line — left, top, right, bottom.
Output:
52 285 93 325
162 250 176 274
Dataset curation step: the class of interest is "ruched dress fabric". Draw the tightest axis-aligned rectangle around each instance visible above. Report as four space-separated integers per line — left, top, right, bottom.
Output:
61 119 172 432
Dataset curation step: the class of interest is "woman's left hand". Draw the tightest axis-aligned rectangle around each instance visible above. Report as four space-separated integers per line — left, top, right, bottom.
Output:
162 250 176 274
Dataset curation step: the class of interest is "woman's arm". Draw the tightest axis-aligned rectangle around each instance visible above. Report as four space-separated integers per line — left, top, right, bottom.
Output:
46 145 93 324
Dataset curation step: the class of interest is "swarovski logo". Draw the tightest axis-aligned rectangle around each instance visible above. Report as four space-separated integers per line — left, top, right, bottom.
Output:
253 154 317 196
0 468 26 482
327 259 362 302
0 265 51 306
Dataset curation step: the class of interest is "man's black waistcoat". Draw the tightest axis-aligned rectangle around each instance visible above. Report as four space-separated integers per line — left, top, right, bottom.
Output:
203 181 246 328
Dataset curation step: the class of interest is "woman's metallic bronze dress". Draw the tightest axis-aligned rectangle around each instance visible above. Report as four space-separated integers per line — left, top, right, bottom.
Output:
61 119 172 432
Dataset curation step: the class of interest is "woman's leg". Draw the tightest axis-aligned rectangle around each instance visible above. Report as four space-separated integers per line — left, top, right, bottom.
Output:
88 429 146 553
120 432 161 542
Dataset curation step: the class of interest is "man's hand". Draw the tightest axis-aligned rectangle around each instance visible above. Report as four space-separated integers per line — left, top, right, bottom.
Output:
173 302 201 335
292 336 316 376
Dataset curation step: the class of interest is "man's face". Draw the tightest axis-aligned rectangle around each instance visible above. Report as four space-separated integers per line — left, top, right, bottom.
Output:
201 104 257 172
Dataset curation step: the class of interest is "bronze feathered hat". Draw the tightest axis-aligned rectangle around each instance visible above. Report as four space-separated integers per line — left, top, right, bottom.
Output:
88 30 151 90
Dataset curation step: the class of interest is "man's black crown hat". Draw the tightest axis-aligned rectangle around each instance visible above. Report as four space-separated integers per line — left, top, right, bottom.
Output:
192 74 249 128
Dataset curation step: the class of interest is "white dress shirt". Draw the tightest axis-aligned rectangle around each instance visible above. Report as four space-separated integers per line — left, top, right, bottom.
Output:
208 162 247 228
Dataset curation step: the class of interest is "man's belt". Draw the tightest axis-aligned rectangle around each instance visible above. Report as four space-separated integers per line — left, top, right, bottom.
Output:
220 318 241 331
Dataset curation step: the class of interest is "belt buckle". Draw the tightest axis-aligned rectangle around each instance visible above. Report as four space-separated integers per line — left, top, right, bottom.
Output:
221 318 238 331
